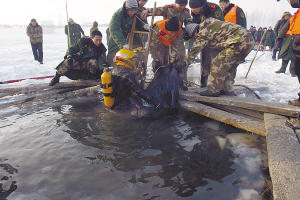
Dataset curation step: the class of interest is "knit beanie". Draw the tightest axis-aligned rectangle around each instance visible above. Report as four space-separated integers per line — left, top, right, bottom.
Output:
31 19 36 23
175 0 188 5
186 23 199 37
189 0 206 8
125 0 138 10
165 16 180 31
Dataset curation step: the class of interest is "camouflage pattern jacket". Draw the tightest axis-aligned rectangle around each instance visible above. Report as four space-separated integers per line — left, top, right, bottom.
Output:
26 23 43 44
191 2 224 24
64 37 107 71
148 4 192 27
150 24 184 63
184 17 252 68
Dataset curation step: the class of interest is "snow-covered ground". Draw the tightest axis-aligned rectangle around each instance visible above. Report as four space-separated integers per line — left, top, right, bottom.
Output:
0 26 299 104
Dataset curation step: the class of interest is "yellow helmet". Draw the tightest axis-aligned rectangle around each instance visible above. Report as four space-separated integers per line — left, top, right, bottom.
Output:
113 49 137 69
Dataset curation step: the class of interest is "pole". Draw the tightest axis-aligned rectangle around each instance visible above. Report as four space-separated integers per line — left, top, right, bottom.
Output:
66 0 71 47
245 30 267 78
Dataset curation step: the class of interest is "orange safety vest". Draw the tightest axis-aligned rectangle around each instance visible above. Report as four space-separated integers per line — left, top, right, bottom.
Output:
155 20 181 46
224 5 238 24
286 9 300 35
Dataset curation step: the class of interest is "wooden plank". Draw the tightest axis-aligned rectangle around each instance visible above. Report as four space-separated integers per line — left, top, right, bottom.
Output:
179 100 267 136
179 89 300 118
265 113 300 199
128 16 137 49
209 103 264 120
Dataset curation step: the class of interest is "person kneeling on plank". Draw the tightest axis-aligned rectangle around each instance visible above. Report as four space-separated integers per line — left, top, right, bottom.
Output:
179 19 254 97
49 30 106 86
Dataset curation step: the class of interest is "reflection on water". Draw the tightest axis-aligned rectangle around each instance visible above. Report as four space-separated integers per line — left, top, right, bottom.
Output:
0 96 271 200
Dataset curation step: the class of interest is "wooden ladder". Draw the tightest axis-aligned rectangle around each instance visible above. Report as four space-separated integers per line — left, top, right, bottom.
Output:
128 2 156 68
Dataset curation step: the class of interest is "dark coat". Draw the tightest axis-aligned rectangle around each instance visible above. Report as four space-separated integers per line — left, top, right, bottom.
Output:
65 23 85 46
223 3 247 28
262 29 276 46
254 30 264 42
278 19 296 61
293 35 300 58
274 19 288 37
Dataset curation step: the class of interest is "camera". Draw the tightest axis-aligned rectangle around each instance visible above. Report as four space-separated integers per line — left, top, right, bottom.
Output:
278 0 300 8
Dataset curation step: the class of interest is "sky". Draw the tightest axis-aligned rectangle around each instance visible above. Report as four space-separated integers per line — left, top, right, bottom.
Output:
0 0 298 28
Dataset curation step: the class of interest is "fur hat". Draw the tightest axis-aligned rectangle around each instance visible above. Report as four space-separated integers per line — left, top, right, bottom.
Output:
282 12 292 20
165 16 180 31
186 23 199 37
189 0 206 8
125 0 138 10
175 0 188 5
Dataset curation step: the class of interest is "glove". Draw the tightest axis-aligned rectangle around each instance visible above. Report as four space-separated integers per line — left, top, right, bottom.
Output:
155 60 161 70
123 44 130 49
174 61 186 74
67 55 73 66
143 24 150 31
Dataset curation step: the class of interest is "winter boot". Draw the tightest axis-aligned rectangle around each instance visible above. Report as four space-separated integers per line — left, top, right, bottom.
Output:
275 60 288 73
199 90 219 97
288 93 300 107
220 90 235 96
200 74 208 88
49 73 61 86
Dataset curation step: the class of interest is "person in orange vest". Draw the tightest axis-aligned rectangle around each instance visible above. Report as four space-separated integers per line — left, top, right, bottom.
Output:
149 16 183 71
275 9 299 77
219 0 247 28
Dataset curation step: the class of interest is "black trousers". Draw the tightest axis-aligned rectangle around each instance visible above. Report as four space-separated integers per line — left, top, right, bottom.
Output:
31 42 43 62
295 56 300 83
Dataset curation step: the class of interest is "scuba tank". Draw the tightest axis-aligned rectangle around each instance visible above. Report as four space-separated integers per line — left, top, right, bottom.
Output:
101 65 114 107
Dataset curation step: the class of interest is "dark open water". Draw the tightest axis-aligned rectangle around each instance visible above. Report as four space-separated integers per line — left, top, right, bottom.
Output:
0 96 271 200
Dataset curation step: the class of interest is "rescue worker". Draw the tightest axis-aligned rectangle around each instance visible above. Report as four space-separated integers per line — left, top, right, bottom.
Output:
65 18 85 47
275 9 298 77
107 0 148 68
219 0 247 28
49 30 106 86
273 12 292 60
178 19 254 97
188 0 224 88
141 0 192 91
149 16 183 71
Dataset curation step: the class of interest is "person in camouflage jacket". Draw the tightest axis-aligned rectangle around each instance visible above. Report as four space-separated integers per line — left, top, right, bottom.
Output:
26 19 43 64
187 0 224 88
181 18 254 97
49 31 107 86
65 18 85 47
